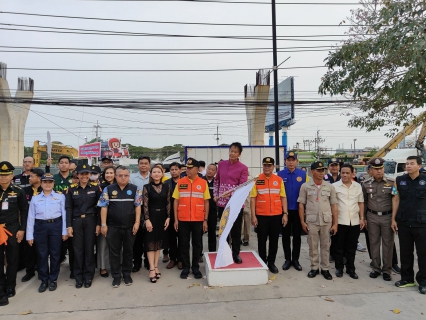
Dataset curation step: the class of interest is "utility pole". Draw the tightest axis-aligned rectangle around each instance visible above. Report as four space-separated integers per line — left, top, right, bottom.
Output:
94 121 101 142
313 130 325 160
271 0 280 170
353 138 357 158
214 125 222 146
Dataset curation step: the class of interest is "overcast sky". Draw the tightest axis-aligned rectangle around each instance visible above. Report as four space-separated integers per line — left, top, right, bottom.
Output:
1 0 410 152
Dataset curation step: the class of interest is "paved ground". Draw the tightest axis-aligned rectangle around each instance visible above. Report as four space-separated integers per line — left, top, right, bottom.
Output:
1 232 424 319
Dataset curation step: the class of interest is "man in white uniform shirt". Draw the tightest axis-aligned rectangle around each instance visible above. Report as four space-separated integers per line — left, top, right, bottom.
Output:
332 164 365 279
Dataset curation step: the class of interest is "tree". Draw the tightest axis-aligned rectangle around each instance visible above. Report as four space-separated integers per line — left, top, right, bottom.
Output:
319 0 426 136
366 148 377 157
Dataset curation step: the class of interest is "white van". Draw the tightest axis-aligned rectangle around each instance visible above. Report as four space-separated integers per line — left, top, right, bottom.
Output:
383 149 419 178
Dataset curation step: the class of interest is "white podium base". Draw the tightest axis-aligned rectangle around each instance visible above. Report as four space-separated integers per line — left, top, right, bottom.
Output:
204 251 269 287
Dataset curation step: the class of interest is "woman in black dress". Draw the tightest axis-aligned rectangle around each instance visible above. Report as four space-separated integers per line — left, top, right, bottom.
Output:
144 165 170 283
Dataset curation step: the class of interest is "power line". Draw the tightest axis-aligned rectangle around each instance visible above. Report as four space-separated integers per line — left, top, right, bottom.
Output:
7 65 326 72
0 23 355 40
0 10 362 27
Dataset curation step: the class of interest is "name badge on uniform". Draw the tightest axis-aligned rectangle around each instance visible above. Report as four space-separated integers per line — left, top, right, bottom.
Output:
180 184 188 190
400 181 407 185
256 180 265 185
2 201 8 210
87 191 95 194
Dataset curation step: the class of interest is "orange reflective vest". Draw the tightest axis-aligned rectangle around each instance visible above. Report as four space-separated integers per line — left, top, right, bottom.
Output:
176 176 207 221
255 173 283 216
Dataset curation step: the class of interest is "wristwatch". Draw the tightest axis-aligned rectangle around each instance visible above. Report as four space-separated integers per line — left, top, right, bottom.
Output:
204 219 208 222
283 212 288 215
101 224 106 227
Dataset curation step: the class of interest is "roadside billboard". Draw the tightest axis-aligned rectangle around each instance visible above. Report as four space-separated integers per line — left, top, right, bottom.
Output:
265 77 294 132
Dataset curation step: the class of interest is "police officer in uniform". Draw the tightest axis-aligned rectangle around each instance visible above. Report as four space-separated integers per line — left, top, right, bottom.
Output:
392 156 426 294
0 161 28 302
203 163 218 252
66 164 102 289
298 161 338 280
21 168 44 282
278 151 308 271
13 157 35 188
251 157 288 273
99 166 142 288
363 158 395 281
27 173 68 293
173 158 210 280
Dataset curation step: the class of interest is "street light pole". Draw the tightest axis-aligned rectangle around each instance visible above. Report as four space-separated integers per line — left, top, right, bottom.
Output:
271 0 280 170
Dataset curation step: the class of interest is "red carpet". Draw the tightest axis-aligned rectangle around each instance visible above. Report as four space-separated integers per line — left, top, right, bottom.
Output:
208 251 263 269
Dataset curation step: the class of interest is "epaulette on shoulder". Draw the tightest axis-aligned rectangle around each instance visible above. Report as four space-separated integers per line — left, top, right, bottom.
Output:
70 183 78 188
384 176 395 182
363 177 374 183
90 182 98 186
11 184 22 190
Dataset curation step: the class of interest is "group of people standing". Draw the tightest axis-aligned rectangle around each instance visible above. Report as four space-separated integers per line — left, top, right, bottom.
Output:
1 144 425 307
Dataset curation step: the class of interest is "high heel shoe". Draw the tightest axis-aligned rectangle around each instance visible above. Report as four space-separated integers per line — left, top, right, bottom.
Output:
149 269 157 283
100 269 109 278
154 266 161 279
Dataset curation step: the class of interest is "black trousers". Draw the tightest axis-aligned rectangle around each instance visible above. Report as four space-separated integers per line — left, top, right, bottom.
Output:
132 227 147 268
106 226 136 279
61 237 74 274
72 215 97 282
218 207 243 255
178 221 203 269
335 224 360 272
257 215 282 263
207 209 218 252
282 210 302 261
166 214 181 262
23 232 37 275
398 224 426 286
0 222 20 291
34 219 63 282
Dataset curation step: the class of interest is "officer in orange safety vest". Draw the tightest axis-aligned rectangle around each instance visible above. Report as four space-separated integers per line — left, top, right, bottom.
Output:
250 157 288 274
173 158 210 280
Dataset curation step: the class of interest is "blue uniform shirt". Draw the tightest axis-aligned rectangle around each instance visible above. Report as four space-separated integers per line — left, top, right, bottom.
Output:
26 191 67 240
277 168 308 211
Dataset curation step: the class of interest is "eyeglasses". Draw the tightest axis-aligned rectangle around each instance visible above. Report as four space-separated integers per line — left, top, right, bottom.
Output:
116 174 130 178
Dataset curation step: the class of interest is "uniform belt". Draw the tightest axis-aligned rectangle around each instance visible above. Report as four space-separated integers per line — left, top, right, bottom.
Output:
368 209 392 216
36 217 62 223
75 213 96 218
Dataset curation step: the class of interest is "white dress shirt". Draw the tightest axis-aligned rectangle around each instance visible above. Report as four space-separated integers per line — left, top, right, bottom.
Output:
333 180 363 226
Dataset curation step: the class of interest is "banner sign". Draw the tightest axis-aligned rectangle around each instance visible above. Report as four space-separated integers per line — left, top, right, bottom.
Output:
79 142 101 158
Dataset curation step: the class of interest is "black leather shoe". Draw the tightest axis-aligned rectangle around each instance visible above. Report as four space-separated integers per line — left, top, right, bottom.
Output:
70 272 75 279
75 281 83 289
38 282 48 293
307 269 319 278
292 260 302 271
383 273 392 281
0 292 8 306
84 280 92 288
100 269 109 278
132 266 141 273
267 262 279 274
369 271 381 278
6 288 15 298
321 270 333 280
192 268 203 279
346 271 359 279
282 260 291 270
49 281 57 291
335 269 343 278
233 254 242 264
21 273 35 282
180 268 190 279
392 264 401 274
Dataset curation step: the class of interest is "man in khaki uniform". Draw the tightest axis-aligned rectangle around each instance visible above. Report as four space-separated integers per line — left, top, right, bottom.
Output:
298 161 338 280
363 157 395 281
